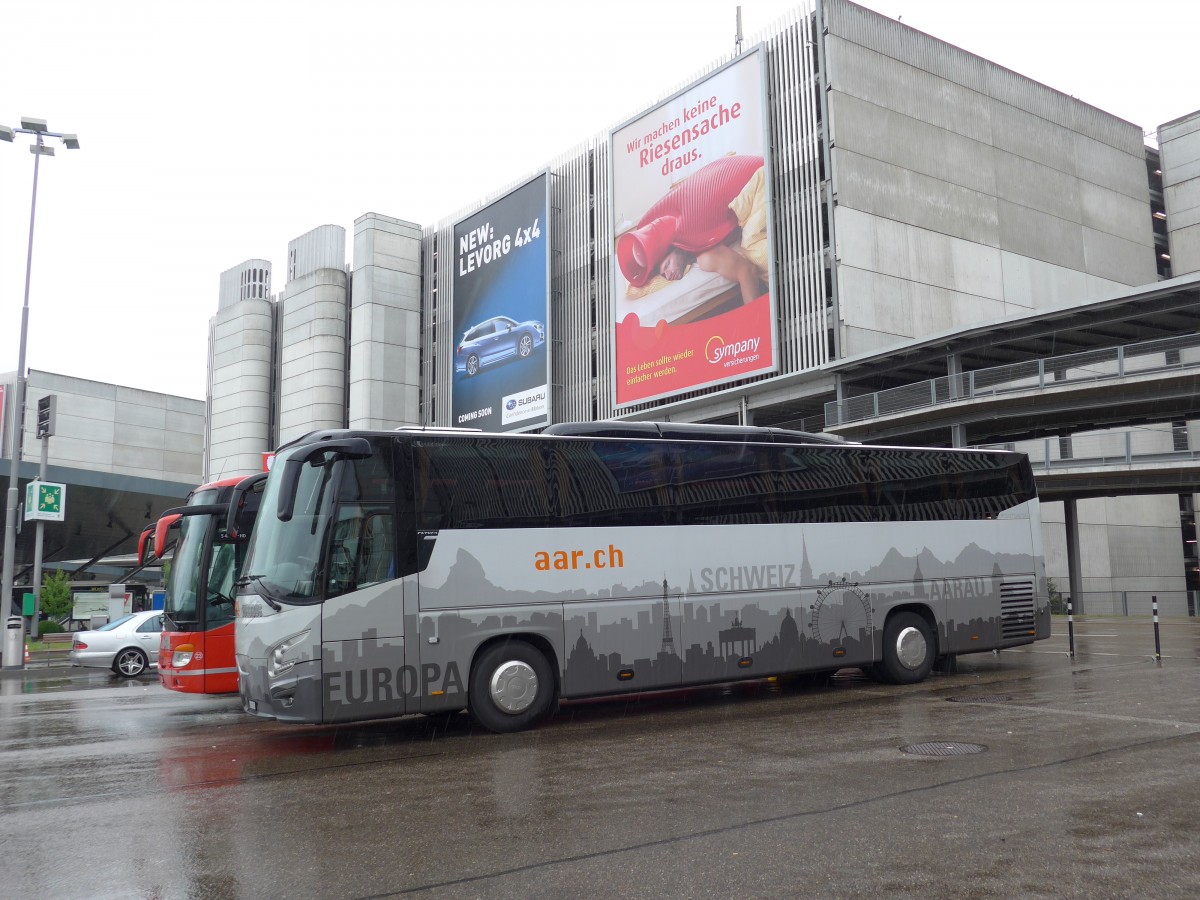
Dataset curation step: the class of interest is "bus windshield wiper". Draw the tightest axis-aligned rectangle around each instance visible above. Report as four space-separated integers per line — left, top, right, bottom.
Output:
235 574 281 611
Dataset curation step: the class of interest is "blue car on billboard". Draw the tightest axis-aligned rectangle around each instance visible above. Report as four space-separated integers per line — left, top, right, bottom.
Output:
455 315 546 377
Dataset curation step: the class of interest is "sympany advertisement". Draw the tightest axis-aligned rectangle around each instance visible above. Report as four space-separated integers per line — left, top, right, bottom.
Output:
609 49 778 407
451 173 551 432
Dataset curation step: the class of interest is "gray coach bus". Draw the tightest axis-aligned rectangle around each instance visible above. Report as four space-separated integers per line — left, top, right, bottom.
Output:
233 423 1048 732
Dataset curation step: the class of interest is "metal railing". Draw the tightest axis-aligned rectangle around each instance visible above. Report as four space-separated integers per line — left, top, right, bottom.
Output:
825 332 1200 427
977 427 1200 471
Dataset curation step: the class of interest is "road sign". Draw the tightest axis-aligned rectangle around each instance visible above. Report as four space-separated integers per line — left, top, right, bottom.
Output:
24 481 66 522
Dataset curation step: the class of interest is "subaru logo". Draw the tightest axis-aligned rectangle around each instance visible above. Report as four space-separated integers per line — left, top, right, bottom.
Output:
506 399 517 410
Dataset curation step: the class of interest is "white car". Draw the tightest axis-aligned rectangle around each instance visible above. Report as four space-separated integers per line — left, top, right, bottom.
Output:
69 610 164 677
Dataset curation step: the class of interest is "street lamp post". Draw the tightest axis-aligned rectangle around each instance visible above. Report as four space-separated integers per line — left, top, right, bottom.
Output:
1 119 80 663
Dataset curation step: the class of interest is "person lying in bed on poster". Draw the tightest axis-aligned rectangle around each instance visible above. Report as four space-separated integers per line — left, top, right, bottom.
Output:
617 153 769 306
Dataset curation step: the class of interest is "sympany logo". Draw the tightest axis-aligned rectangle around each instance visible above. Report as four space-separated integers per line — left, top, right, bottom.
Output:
705 335 760 364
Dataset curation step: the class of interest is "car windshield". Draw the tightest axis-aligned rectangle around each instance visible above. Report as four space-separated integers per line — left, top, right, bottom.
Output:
96 614 137 632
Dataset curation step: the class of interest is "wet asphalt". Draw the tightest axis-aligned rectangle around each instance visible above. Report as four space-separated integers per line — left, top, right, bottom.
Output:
1 617 1198 899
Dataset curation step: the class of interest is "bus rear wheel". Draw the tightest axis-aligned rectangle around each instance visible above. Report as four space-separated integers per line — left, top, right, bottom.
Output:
875 611 935 684
469 641 553 733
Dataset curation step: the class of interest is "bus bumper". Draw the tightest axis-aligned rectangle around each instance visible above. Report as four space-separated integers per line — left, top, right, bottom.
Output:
238 656 323 723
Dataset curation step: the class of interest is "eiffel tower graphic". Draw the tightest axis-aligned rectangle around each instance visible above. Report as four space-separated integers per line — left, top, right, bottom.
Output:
660 577 677 655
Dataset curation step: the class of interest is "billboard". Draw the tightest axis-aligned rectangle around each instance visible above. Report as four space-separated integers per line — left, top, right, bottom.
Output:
609 49 777 407
451 173 551 432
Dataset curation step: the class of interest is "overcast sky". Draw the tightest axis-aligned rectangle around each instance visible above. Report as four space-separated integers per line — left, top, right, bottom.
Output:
1 0 1195 401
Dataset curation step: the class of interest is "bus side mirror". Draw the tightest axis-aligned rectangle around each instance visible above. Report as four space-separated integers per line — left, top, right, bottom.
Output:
152 503 227 557
227 472 267 538
154 513 183 560
137 524 155 566
277 438 373 523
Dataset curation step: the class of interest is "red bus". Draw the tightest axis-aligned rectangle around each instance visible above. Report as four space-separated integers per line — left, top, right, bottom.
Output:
148 474 265 694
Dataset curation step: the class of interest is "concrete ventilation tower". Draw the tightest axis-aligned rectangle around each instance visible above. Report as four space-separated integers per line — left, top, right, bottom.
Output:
207 260 275 479
277 224 348 444
349 213 423 430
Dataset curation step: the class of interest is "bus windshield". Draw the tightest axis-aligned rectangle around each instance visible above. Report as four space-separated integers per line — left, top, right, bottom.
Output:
242 445 340 604
243 439 397 605
165 513 210 625
157 475 263 695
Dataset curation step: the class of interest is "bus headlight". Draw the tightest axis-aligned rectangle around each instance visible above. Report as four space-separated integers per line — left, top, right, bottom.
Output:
269 631 311 677
172 644 196 668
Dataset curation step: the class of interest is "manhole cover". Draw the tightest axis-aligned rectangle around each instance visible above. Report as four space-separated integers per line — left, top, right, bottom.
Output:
900 742 988 757
947 695 1012 704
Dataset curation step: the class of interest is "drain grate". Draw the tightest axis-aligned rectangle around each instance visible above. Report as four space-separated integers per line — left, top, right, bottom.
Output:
900 741 988 757
947 695 1012 704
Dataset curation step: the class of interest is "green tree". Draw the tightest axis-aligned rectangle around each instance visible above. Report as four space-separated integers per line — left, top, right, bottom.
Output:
40 570 73 620
1047 577 1065 615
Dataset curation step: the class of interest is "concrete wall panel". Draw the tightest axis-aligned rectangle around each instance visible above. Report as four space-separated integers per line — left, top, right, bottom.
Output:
992 151 1082 224
1081 228 1157 286
1079 181 1156 249
834 149 1000 246
999 253 1088 311
830 92 996 195
989 102 1077 176
995 199 1085 271
826 34 991 142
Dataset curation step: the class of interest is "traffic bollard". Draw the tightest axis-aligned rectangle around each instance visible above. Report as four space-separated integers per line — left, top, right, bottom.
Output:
1152 595 1161 660
1067 597 1075 657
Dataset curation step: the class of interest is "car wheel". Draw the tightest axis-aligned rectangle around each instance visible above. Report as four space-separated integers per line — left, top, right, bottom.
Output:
468 640 554 733
518 334 533 358
875 611 935 684
113 647 148 677
466 354 480 376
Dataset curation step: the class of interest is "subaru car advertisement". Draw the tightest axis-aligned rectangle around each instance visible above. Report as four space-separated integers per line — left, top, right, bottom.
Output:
608 49 778 407
451 173 551 432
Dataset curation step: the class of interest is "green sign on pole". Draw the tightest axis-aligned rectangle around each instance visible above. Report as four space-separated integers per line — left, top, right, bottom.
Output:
24 480 66 522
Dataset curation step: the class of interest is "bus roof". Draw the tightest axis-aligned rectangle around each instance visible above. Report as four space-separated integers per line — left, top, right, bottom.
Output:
276 421 848 453
542 421 847 444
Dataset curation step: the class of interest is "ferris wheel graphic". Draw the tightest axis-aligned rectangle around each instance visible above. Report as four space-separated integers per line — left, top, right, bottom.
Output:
810 580 873 646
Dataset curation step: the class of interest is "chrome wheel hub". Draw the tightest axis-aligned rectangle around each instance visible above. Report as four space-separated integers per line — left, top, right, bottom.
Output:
895 626 927 670
489 660 538 714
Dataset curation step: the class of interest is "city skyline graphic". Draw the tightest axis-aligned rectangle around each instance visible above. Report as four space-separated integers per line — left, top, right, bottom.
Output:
319 532 1039 712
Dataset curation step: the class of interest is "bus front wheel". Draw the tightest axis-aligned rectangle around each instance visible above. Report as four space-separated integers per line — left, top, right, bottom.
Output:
875 612 935 684
469 641 553 733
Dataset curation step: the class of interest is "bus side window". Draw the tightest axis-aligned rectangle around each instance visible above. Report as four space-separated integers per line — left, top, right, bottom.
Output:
357 513 394 587
414 444 452 530
553 440 673 527
326 516 360 598
207 543 239 625
670 442 778 525
325 508 395 598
